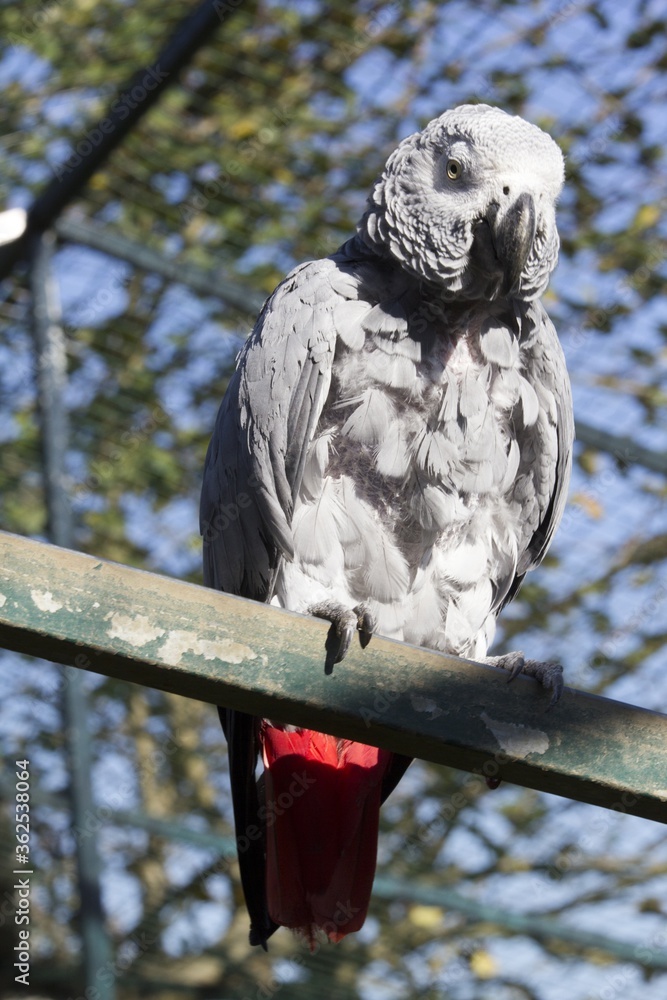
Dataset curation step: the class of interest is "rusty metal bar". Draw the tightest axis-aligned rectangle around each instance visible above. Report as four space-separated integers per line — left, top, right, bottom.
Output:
0 530 665 823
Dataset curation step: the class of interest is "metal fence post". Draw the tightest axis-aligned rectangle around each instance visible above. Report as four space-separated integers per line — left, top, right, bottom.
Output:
30 231 115 1000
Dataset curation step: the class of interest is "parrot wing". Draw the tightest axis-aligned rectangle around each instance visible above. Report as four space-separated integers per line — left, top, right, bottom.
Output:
201 255 340 600
498 300 574 611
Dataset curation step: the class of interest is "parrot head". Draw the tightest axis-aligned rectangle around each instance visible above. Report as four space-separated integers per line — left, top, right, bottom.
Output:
359 103 564 302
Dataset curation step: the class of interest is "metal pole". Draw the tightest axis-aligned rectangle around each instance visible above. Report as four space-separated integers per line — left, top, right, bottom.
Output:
575 419 667 476
1 529 666 824
29 232 115 1000
55 216 265 315
30 232 73 546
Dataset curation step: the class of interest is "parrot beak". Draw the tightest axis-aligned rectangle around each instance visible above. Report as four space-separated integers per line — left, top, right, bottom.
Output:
490 192 537 297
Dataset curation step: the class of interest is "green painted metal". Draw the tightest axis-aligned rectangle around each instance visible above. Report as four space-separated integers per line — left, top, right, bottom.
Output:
1 530 666 823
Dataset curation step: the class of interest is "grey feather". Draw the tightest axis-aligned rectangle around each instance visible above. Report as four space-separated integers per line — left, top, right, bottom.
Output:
362 300 409 337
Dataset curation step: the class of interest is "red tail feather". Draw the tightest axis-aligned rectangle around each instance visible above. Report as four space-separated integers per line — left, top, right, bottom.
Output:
261 724 392 945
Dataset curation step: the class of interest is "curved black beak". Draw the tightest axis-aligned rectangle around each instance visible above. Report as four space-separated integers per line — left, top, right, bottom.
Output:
491 193 536 297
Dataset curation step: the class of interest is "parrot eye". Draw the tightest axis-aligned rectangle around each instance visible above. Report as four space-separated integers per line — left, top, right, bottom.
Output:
446 158 462 180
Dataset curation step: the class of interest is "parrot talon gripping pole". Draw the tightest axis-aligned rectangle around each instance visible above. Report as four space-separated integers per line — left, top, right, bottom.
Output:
307 599 372 673
201 104 573 946
354 602 376 650
487 651 565 710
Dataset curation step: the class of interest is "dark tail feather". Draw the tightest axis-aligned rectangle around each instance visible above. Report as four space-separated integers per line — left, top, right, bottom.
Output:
380 753 412 804
218 707 279 948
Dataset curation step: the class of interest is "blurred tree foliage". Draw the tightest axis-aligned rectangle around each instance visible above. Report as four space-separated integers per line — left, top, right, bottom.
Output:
1 1 667 998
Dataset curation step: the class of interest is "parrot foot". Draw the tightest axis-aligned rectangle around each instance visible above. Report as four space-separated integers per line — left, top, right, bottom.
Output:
485 651 563 710
307 601 376 674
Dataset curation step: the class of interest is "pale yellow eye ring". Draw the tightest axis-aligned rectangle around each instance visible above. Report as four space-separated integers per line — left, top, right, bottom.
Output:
446 158 462 180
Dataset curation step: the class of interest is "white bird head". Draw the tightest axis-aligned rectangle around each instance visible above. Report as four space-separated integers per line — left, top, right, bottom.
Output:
359 104 565 302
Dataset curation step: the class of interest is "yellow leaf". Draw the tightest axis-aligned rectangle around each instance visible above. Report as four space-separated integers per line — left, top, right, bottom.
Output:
275 167 294 185
408 904 442 929
634 203 660 230
228 118 258 140
470 949 498 979
572 492 604 519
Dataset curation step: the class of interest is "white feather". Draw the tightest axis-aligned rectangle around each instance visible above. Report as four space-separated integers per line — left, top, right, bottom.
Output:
340 388 395 444
333 299 370 350
500 438 521 493
301 430 333 498
362 535 411 602
443 598 473 651
490 368 521 409
519 377 540 426
368 598 407 641
454 577 494 632
459 368 490 419
423 486 468 529
369 349 417 389
479 320 519 367
375 421 411 478
292 479 342 566
336 478 378 545
362 301 408 336
375 335 422 361
414 427 457 477
535 383 557 424
437 373 460 424
328 269 361 299
442 538 488 585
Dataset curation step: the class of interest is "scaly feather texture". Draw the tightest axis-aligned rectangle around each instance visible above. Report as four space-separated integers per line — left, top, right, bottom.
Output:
201 104 574 947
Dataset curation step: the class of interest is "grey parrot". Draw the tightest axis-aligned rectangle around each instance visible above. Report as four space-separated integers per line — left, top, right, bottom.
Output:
200 104 574 949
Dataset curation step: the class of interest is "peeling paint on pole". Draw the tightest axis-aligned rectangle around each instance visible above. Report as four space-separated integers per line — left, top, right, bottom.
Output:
0 529 666 823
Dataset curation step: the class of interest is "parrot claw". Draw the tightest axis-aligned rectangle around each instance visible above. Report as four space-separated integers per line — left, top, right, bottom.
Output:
307 600 377 674
485 651 564 710
354 602 376 649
